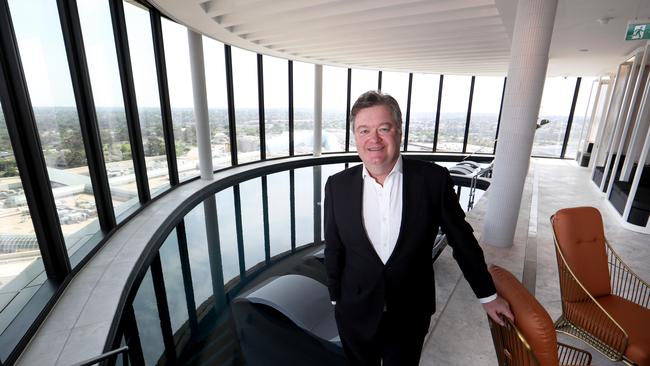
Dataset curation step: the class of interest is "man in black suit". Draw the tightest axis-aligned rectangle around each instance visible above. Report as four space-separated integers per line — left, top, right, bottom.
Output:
324 91 513 365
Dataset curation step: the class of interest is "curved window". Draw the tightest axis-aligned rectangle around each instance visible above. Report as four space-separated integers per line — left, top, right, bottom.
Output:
267 171 291 256
203 37 232 169
293 61 315 155
78 0 139 218
381 71 410 149
132 269 165 364
263 56 289 158
438 75 471 152
9 0 99 255
240 178 265 269
232 48 261 164
161 19 199 181
322 66 348 152
532 77 578 157
408 74 440 151
0 106 41 291
294 167 314 247
467 76 504 154
124 2 170 196
216 188 239 284
159 229 190 333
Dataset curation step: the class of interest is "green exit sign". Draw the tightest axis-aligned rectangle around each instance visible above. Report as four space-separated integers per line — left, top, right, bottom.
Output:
626 22 650 40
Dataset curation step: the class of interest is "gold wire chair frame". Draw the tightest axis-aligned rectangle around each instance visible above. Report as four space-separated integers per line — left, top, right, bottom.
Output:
488 316 592 366
488 316 542 366
549 214 649 365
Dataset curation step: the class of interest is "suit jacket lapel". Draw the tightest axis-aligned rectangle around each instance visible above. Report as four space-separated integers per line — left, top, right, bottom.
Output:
350 166 385 266
386 158 423 266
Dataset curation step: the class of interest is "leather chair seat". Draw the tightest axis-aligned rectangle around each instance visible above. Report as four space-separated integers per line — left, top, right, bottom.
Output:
567 294 650 366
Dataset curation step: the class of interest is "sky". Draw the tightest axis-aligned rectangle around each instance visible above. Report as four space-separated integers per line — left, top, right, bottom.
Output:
7 0 586 116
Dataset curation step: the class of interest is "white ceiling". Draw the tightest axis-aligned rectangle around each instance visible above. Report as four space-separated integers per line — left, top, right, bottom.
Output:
148 0 650 77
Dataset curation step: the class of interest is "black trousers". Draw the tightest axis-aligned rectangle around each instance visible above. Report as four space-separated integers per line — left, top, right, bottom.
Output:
340 311 431 366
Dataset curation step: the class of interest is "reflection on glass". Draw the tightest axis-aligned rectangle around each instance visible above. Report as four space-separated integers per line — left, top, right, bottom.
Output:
532 77 578 157
78 0 140 219
9 0 99 256
294 167 314 247
231 48 260 164
203 37 232 169
161 19 199 181
350 69 379 151
124 2 170 196
467 77 503 154
293 61 315 155
322 66 347 152
0 106 41 290
380 72 409 149
132 269 165 365
240 179 264 269
263 56 289 158
565 77 597 159
438 75 471 152
216 188 239 284
183 203 213 311
159 229 190 333
408 74 439 151
266 172 291 257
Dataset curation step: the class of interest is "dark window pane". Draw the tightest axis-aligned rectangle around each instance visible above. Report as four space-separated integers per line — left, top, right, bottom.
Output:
267 172 291 257
216 188 239 283
240 178 264 269
294 167 314 247
132 269 165 365
159 229 190 333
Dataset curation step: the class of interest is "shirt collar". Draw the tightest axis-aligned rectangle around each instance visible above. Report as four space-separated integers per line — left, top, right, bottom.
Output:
362 155 403 180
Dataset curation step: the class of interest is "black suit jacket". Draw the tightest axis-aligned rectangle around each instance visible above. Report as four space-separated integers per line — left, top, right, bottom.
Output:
324 157 496 341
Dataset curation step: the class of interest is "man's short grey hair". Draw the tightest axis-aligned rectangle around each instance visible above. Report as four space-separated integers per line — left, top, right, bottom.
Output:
350 90 403 133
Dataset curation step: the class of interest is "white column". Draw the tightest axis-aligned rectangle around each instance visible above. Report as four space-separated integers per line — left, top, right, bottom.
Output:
482 0 558 247
188 30 213 180
314 64 323 156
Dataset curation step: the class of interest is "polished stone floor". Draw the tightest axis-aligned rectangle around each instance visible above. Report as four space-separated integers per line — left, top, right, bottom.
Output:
419 158 650 365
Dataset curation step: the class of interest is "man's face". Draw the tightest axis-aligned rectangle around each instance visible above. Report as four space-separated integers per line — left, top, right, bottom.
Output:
353 105 401 174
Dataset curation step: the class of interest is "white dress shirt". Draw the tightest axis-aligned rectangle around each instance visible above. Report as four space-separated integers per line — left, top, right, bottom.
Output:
362 157 403 264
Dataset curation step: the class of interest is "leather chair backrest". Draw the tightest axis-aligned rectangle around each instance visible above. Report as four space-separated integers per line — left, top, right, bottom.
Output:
552 207 611 298
489 265 559 366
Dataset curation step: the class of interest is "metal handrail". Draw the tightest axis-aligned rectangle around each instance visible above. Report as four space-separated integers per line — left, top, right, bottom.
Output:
70 346 129 366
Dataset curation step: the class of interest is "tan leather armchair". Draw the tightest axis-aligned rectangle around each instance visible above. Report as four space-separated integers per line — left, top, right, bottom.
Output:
488 265 592 366
551 206 650 366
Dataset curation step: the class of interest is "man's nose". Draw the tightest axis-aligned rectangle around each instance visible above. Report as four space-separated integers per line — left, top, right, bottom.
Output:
369 129 381 141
